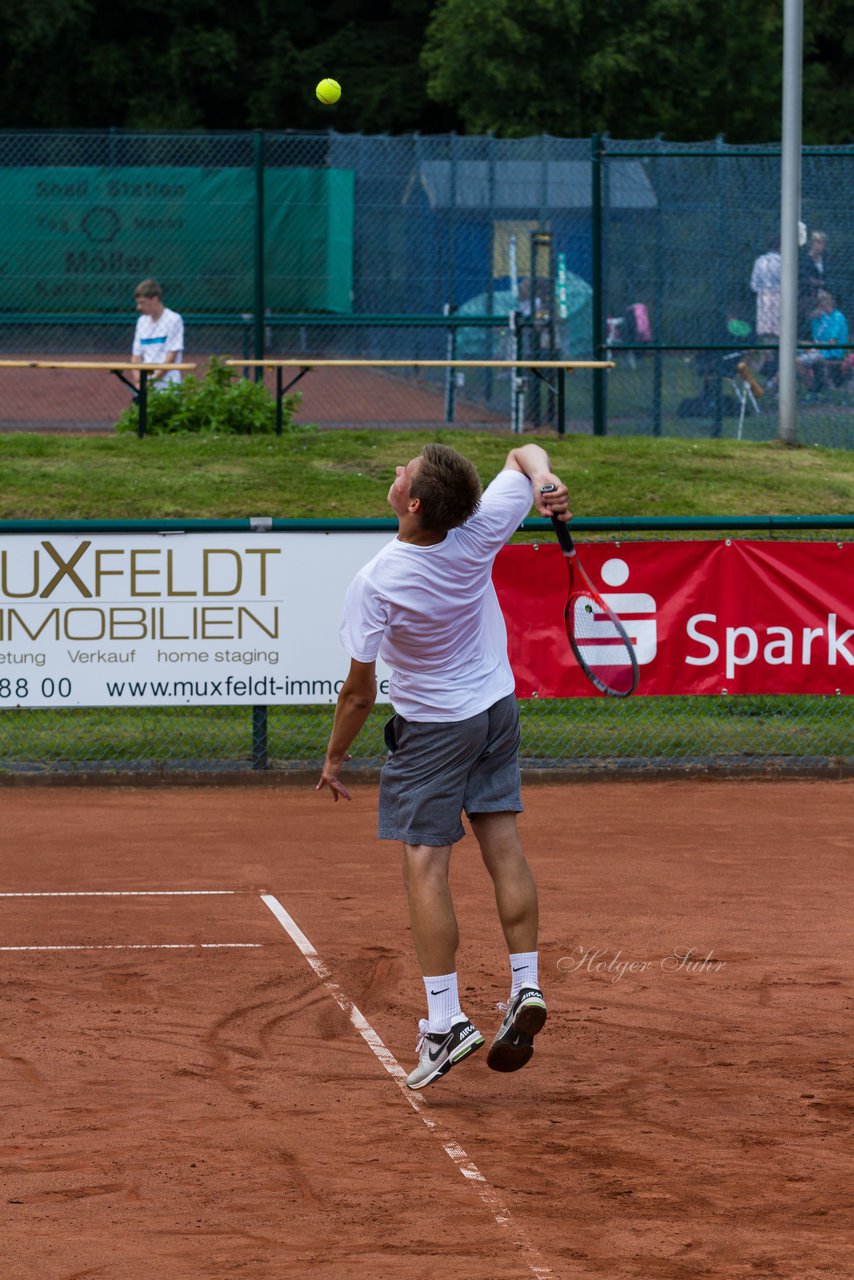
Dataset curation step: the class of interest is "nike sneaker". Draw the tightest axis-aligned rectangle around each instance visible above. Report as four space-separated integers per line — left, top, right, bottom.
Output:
405 1013 484 1090
486 986 547 1072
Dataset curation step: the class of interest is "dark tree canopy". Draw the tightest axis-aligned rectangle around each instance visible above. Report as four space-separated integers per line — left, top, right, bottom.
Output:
0 0 850 142
422 0 853 145
0 0 452 133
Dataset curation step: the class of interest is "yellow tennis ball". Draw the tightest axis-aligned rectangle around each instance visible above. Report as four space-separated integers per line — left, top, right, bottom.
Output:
316 79 341 105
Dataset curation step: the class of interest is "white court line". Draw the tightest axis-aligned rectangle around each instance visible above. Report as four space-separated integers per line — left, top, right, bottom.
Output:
0 892 262 952
0 943 263 952
260 893 553 1280
0 890 240 898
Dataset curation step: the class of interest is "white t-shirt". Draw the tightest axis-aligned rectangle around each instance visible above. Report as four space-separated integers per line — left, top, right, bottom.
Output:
340 469 533 721
132 308 185 385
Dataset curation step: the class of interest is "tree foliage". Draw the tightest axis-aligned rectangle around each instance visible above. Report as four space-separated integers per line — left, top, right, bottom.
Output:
0 0 452 133
0 0 850 141
422 0 852 144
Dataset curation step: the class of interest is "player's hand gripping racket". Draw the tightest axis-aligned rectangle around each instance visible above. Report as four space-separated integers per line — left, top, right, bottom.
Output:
541 487 639 697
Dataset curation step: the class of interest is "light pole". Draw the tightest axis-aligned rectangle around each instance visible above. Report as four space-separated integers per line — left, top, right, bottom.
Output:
778 0 803 444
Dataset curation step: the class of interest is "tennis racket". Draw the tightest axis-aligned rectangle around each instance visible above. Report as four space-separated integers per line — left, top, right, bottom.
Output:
542 489 639 697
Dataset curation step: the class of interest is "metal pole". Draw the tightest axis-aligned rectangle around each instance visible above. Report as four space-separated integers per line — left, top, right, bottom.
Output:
778 0 803 444
443 303 457 422
530 231 542 429
242 316 251 379
449 134 458 310
510 310 524 433
591 134 606 435
652 138 664 437
251 706 268 770
713 135 727 440
253 130 266 383
137 370 148 438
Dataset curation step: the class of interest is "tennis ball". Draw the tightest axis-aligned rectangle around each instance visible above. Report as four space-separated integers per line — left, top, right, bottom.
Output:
316 79 341 105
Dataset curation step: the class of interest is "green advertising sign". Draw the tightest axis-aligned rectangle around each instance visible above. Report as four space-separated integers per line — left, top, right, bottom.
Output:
0 167 354 312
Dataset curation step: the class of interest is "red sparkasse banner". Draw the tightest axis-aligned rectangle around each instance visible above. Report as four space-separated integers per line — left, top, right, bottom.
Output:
492 540 854 697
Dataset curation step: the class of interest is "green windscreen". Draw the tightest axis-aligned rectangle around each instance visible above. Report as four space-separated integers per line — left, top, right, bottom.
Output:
1 166 354 312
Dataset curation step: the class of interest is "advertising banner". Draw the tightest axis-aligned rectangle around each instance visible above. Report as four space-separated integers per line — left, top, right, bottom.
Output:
493 539 854 696
1 167 354 312
0 531 391 708
0 533 850 706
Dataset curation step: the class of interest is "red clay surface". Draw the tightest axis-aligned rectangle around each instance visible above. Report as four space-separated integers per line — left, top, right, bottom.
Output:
1 780 851 1279
0 358 508 431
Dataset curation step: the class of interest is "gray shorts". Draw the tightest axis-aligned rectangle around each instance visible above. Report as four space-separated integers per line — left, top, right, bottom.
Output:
378 692 522 847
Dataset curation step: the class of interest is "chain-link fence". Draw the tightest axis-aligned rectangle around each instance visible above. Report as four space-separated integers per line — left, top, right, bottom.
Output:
600 140 854 448
1 132 852 442
1 696 850 779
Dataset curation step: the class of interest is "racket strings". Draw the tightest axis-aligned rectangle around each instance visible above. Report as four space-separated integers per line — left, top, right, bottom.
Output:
568 590 637 696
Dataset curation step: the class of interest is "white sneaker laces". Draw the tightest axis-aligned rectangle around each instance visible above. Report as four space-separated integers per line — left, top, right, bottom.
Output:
414 1018 430 1053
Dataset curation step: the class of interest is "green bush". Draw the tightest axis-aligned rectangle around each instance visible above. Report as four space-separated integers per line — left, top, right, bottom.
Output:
115 357 301 435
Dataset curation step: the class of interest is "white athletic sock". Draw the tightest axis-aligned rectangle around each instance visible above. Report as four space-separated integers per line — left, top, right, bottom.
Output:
423 973 462 1032
509 951 539 996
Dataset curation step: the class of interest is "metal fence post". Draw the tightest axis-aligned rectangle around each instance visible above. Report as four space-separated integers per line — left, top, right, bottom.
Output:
652 138 664 437
591 134 606 436
708 136 726 439
251 706 268 770
253 130 266 383
443 302 457 422
509 310 524 433
137 370 148 438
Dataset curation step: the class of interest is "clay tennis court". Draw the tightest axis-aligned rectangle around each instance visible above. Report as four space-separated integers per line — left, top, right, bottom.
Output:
0 357 508 432
2 778 850 1279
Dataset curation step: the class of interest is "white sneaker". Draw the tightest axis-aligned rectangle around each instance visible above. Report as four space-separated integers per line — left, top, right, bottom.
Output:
405 1014 484 1090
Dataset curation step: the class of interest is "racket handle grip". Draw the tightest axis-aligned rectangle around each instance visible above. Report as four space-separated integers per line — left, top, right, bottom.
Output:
540 486 575 554
550 514 575 555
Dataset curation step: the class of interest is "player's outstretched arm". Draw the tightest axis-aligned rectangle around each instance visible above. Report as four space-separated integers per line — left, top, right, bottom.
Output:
504 444 572 522
316 658 377 802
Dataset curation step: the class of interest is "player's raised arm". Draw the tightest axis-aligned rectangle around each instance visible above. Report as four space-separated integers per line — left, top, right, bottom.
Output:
504 444 572 521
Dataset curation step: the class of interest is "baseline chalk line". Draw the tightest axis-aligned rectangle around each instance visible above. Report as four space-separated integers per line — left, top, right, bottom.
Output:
260 893 553 1280
0 943 264 952
0 890 240 898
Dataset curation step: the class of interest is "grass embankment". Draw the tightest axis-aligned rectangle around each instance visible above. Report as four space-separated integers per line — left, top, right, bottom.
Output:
1 430 854 519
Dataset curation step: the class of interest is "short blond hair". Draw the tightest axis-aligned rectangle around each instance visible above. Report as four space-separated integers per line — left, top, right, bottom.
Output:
134 278 163 300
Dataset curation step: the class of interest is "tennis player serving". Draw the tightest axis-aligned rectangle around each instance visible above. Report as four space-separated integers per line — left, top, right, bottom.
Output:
317 443 570 1089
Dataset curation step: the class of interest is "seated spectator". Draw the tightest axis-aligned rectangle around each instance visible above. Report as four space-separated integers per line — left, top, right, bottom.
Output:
798 230 828 338
797 290 849 395
131 278 185 390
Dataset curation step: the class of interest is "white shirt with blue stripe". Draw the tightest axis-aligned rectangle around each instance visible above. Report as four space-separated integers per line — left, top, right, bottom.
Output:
132 307 185 385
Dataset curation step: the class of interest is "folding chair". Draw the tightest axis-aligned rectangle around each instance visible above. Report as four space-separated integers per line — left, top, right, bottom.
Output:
724 357 764 440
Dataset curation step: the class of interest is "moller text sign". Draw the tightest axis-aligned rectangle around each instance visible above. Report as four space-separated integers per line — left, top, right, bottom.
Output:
0 532 393 708
3 166 354 312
